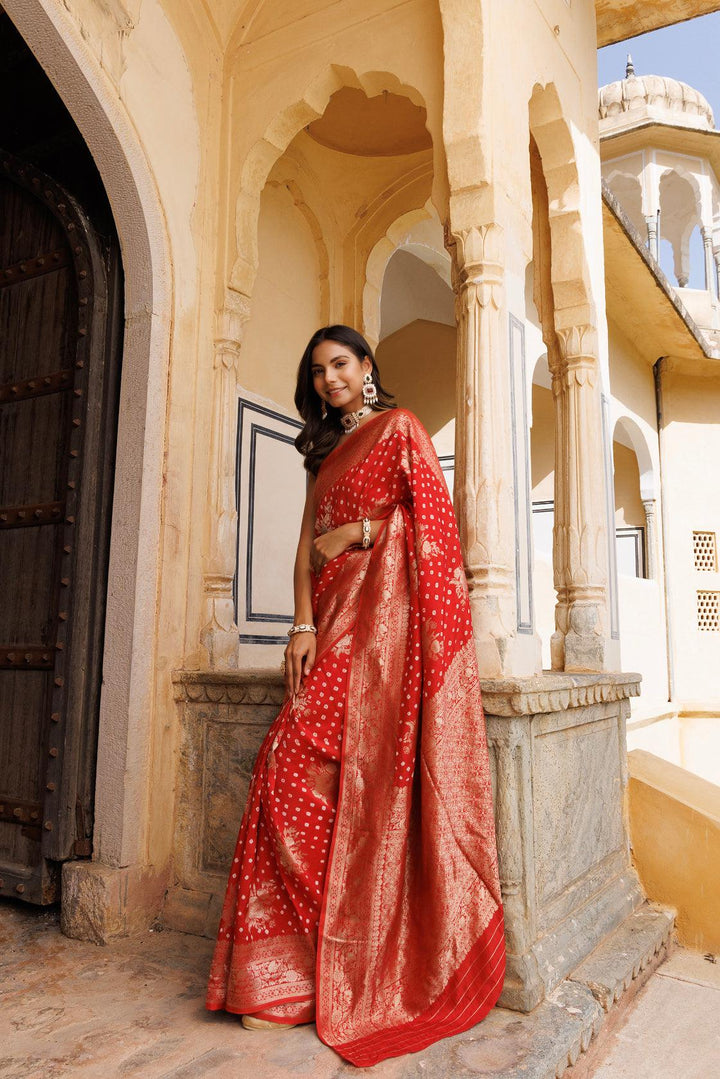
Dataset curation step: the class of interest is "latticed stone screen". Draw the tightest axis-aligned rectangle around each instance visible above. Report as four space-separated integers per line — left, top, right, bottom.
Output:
693 531 717 571
697 591 720 632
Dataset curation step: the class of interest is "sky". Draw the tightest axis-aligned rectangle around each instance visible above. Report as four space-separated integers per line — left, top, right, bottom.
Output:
598 12 720 122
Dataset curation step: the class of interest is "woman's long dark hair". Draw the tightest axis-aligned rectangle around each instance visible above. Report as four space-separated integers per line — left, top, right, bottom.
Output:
294 325 396 475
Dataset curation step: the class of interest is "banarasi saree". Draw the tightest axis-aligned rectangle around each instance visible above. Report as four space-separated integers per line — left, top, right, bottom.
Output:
206 406 505 1067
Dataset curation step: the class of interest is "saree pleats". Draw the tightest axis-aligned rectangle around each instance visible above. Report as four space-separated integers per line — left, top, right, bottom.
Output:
206 407 505 1064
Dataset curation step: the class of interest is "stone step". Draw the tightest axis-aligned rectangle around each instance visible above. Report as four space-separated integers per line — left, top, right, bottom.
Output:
353 901 674 1079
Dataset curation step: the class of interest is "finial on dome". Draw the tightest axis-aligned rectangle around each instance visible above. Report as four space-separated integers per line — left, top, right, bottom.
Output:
626 54 635 78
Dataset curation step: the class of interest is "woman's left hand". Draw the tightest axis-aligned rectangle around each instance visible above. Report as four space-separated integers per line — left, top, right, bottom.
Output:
310 524 354 574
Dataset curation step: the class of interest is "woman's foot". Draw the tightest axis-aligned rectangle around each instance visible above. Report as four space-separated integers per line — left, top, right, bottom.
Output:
241 1014 297 1030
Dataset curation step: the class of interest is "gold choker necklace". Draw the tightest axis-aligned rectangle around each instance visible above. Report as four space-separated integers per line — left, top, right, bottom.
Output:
340 405 373 433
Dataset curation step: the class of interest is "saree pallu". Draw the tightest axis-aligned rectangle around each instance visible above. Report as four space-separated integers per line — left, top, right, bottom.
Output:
206 407 505 1066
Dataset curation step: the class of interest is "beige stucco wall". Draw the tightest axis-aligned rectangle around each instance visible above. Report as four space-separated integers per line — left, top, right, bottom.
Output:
531 384 554 503
629 749 720 954
375 318 456 452
661 370 720 704
240 181 324 414
607 321 670 714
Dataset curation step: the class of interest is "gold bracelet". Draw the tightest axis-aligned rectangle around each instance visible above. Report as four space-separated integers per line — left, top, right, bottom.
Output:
361 517 371 549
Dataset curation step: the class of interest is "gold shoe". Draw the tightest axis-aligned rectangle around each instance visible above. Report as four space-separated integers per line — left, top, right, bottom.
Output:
241 1015 297 1030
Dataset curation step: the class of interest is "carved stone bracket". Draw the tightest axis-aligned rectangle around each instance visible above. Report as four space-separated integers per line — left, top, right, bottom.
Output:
199 290 252 669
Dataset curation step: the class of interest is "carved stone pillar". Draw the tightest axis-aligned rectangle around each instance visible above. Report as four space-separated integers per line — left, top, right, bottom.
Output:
714 250 720 298
199 291 250 668
645 215 659 262
642 498 658 580
445 222 517 677
701 226 716 296
550 323 609 672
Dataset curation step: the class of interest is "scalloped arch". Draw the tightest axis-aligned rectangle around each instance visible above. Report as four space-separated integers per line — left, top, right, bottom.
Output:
230 65 429 296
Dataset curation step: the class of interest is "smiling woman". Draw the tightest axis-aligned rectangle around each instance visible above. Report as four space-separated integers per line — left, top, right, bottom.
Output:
205 324 505 1067
294 325 398 475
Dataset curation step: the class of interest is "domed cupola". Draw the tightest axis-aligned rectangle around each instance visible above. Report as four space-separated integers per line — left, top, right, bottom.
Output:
599 56 715 134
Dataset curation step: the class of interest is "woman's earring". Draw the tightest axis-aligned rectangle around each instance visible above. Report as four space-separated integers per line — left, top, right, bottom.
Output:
362 371 378 405
320 401 327 419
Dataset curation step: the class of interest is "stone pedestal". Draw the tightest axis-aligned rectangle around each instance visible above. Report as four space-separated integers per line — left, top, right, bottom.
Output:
167 670 286 936
482 671 643 1011
169 669 643 1018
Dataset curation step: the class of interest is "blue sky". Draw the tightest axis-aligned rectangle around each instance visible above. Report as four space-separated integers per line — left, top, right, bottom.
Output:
598 12 720 122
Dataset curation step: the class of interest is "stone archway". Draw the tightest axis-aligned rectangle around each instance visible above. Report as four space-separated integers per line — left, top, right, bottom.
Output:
3 0 172 934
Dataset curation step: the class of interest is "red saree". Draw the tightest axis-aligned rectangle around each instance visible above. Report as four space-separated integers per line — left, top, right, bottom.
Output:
206 407 505 1066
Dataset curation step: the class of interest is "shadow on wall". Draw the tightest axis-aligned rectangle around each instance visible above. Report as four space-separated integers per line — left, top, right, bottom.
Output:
375 318 456 440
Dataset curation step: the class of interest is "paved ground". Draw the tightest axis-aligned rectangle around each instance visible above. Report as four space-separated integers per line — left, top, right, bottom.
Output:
588 948 720 1078
1 899 718 1079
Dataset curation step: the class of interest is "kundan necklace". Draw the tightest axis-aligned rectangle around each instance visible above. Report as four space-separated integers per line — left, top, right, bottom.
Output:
340 404 373 434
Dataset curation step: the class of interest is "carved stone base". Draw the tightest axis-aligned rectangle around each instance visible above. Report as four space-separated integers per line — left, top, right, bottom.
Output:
482 671 643 1011
167 670 286 936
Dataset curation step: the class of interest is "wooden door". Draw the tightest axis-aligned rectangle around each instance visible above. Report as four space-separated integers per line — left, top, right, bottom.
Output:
0 150 121 903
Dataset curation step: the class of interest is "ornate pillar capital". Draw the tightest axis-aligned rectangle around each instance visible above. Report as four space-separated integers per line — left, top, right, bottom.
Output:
214 290 251 370
554 320 599 366
445 221 504 284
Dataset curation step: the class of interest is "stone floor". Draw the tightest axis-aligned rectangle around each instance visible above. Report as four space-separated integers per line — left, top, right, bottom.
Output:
588 949 720 1078
0 899 717 1079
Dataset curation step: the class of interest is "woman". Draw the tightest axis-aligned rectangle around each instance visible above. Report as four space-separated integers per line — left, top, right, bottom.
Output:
206 325 505 1067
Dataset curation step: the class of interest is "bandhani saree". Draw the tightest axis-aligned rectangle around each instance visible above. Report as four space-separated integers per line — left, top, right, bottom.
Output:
206 407 505 1066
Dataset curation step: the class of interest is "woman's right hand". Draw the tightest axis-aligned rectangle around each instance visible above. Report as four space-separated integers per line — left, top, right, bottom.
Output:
284 631 317 698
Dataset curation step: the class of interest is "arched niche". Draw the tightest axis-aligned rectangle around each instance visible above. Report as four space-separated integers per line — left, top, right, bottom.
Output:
612 416 656 579
658 168 703 287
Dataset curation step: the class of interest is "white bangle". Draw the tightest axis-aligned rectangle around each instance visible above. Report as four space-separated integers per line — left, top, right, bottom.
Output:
288 623 317 636
361 517 371 549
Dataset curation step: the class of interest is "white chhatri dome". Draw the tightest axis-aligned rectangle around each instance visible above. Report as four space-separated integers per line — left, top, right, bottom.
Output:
598 56 715 133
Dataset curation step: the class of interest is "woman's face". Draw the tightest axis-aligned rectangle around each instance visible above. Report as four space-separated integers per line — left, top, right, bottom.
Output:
310 339 372 414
